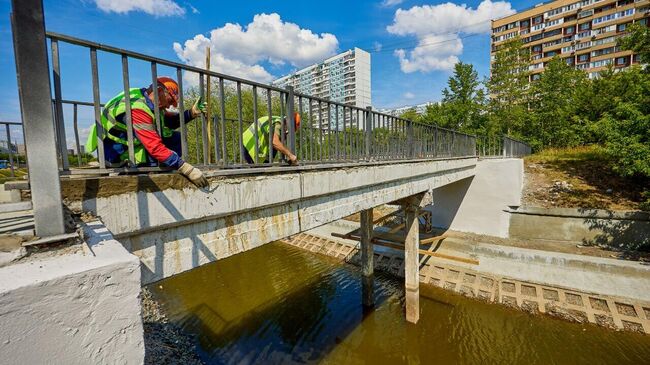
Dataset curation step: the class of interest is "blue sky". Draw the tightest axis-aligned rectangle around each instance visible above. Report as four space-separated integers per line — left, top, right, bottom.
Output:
0 0 541 145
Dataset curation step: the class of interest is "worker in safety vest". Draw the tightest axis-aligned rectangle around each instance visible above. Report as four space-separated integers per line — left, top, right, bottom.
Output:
242 113 300 165
85 77 208 187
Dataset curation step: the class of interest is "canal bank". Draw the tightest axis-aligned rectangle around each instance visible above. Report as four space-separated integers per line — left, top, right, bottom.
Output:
147 241 650 364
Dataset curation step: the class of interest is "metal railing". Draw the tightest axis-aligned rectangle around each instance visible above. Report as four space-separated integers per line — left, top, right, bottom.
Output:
43 31 477 174
0 121 24 177
477 135 532 158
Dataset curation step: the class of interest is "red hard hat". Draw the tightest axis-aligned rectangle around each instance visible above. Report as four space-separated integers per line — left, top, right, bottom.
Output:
157 76 179 107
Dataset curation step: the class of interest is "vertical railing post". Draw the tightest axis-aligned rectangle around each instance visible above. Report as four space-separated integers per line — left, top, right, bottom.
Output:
364 106 372 160
407 119 414 159
5 124 15 177
10 0 65 236
502 136 507 158
286 86 296 154
50 39 69 170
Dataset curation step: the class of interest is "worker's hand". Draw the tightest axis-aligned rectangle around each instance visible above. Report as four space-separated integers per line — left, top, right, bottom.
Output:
288 154 298 166
178 162 209 188
191 97 208 118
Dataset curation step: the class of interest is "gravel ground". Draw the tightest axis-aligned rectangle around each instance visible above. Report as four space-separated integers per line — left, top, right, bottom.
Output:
141 288 205 365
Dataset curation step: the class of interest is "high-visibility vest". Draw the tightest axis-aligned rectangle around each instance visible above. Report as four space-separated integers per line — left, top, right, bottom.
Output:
242 116 282 162
84 88 173 164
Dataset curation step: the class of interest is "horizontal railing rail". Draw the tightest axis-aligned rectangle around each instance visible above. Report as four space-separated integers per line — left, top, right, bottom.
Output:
44 31 478 174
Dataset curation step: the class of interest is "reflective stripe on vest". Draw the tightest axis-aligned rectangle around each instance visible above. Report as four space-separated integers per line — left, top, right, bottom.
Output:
242 116 281 161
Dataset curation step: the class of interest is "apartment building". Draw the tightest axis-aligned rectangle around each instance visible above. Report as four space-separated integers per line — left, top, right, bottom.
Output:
379 102 437 117
273 48 371 128
491 0 650 80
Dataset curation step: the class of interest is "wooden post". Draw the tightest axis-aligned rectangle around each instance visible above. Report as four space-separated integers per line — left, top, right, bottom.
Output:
404 200 420 323
360 208 374 307
205 47 212 164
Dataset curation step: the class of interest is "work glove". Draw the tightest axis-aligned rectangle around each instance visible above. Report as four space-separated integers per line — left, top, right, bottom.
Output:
191 97 208 118
288 154 299 166
178 162 209 188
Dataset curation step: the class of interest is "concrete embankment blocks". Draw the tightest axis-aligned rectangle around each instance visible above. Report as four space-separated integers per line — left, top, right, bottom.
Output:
0 220 144 365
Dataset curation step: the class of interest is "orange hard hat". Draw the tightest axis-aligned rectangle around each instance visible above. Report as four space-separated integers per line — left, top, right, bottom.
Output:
294 112 301 129
157 76 179 106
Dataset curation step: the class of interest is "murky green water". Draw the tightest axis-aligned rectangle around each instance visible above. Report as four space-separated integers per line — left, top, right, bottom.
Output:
149 242 650 365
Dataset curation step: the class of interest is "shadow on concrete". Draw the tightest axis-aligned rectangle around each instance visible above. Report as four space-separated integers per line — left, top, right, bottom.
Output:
579 208 650 256
427 176 474 231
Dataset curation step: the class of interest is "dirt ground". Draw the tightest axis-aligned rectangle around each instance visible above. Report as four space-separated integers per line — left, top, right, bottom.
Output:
521 147 647 211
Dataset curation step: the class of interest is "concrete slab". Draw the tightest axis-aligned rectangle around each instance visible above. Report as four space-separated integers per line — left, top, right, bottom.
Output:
0 220 144 365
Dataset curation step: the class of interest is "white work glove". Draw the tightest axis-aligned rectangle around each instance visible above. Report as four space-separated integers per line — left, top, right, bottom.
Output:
178 162 208 188
288 154 298 166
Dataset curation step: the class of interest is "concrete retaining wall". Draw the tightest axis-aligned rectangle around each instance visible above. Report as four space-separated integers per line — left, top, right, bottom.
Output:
66 159 476 284
509 207 650 248
0 221 144 364
427 159 523 238
288 221 650 333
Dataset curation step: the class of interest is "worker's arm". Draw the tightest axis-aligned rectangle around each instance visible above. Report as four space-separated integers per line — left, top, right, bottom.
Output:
132 109 183 168
272 133 297 165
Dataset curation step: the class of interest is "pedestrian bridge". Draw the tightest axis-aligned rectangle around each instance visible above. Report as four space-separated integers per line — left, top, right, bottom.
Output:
63 157 476 284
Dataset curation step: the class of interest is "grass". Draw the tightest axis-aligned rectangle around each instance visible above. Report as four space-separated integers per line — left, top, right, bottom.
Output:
523 145 647 211
0 168 28 184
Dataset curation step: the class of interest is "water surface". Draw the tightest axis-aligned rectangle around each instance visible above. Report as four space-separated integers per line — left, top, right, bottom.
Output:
149 242 650 364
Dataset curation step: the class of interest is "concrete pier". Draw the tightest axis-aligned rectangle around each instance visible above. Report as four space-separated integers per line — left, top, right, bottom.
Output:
404 198 421 323
360 208 374 307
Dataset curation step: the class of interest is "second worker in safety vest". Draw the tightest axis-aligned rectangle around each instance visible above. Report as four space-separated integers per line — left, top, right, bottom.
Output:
242 113 301 165
85 76 209 187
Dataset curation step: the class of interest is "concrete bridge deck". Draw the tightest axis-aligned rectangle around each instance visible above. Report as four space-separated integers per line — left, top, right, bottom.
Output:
63 157 477 284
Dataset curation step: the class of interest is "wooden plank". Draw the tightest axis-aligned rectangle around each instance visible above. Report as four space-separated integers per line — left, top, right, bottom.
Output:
331 231 478 265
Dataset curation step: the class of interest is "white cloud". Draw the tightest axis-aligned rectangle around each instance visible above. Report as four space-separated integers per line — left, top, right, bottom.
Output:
387 0 515 72
188 4 199 14
373 41 383 52
93 0 185 16
381 0 404 7
173 13 339 84
403 92 415 99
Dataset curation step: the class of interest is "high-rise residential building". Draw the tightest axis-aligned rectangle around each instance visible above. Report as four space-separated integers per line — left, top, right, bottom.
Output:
491 0 649 80
379 102 437 117
273 48 371 110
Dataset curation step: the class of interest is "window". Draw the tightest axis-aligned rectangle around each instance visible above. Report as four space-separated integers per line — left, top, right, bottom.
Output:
565 57 575 65
562 45 575 53
578 53 590 62
579 22 591 31
565 15 577 22
590 58 612 67
532 45 542 52
578 9 594 18
521 20 530 27
565 25 576 34
615 56 627 65
531 74 541 81
544 29 562 38
576 41 592 50
532 54 543 60
544 51 558 57
532 23 545 31
533 15 543 24
617 23 628 32
592 9 635 25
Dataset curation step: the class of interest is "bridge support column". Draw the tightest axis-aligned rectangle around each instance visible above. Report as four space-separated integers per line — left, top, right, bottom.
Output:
404 201 420 323
399 191 432 324
360 208 374 307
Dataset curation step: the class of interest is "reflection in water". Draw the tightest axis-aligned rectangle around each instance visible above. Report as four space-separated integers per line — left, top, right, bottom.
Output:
149 242 650 365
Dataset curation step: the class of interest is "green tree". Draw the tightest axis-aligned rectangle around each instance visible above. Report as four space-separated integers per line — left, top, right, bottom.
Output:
486 37 530 136
618 22 650 67
528 56 588 149
440 62 487 133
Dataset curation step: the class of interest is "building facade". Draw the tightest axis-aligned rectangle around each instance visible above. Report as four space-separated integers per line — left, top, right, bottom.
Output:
379 102 437 117
491 0 649 80
273 48 371 110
